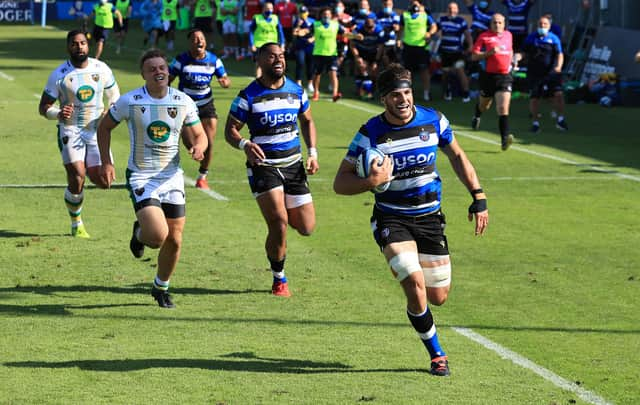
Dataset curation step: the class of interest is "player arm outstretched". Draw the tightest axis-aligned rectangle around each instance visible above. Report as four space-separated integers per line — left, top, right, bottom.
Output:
441 139 488 235
298 108 319 175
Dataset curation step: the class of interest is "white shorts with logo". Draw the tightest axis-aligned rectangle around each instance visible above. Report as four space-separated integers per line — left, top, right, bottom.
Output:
58 124 111 167
127 169 186 207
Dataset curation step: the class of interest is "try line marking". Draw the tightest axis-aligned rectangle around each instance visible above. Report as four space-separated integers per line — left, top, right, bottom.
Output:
338 98 615 405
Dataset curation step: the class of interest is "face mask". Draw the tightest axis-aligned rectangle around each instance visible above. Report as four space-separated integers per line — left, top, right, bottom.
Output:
383 7 392 14
537 27 549 36
360 8 368 15
264 10 272 17
322 16 331 23
479 1 488 8
410 4 420 13
335 7 343 13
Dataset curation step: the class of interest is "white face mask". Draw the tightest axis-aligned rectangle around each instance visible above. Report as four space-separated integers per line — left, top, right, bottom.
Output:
537 27 549 36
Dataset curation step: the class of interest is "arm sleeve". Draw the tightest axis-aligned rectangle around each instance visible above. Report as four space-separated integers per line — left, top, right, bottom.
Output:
108 94 129 123
215 58 227 78
43 70 59 100
346 125 372 161
277 22 285 46
437 112 454 147
229 91 249 123
184 98 201 126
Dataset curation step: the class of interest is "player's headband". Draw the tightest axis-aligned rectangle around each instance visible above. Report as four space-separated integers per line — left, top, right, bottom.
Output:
378 79 412 97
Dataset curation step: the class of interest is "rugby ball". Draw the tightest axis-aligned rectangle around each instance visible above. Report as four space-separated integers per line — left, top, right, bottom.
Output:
355 147 392 193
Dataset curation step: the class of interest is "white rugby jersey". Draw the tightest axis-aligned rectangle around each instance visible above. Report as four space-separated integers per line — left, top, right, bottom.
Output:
109 86 200 178
43 58 117 130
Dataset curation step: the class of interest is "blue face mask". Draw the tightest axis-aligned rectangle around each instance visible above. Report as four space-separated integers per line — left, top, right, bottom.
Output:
360 8 368 15
322 16 331 24
335 7 343 14
478 1 489 8
264 10 272 17
537 27 549 36
383 7 392 14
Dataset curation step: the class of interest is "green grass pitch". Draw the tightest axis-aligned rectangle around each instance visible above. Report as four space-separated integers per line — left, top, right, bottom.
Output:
0 23 639 404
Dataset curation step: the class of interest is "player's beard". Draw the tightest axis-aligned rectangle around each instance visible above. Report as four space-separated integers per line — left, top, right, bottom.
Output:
70 53 89 65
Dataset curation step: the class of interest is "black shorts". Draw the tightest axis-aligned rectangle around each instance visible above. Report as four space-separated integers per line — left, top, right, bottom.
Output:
371 208 449 255
247 161 310 196
197 100 218 119
440 51 464 69
135 199 185 219
479 71 513 97
360 50 378 64
382 45 399 63
312 55 338 74
528 73 563 98
403 44 431 72
92 26 109 42
194 16 213 33
114 18 129 33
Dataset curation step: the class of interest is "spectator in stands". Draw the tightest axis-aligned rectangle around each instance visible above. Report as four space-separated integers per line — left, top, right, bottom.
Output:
438 1 472 102
464 0 494 41
400 0 437 101
377 0 401 68
351 17 385 99
140 0 163 49
353 0 377 28
334 1 354 75
275 0 299 48
523 16 568 133
292 5 316 93
502 0 535 52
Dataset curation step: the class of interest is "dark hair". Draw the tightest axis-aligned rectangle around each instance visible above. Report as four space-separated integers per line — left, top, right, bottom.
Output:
66 30 87 45
319 7 332 16
139 48 167 70
377 63 412 95
257 42 280 58
187 27 203 39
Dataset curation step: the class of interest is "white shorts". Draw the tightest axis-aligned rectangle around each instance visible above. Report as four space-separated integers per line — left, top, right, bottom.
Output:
58 124 109 167
127 170 186 206
223 19 237 34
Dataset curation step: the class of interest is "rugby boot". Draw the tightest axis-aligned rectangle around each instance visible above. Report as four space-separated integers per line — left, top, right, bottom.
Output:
151 287 175 309
272 279 291 297
430 356 450 376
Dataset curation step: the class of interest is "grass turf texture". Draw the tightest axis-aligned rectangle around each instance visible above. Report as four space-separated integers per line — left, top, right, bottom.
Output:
1 23 639 404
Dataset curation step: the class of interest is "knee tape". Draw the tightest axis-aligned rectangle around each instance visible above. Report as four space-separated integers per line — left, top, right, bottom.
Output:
389 252 422 281
419 254 451 288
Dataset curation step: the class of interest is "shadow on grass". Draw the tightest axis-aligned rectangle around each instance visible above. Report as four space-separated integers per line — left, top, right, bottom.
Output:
0 284 267 296
3 351 425 374
1 297 638 335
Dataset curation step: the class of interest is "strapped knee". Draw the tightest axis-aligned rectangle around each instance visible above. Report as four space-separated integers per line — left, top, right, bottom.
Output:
419 254 451 288
389 252 422 281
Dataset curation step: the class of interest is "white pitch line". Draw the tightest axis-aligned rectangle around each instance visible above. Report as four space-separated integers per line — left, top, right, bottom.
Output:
0 71 15 81
183 175 229 201
490 176 621 181
335 99 640 183
454 327 614 405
